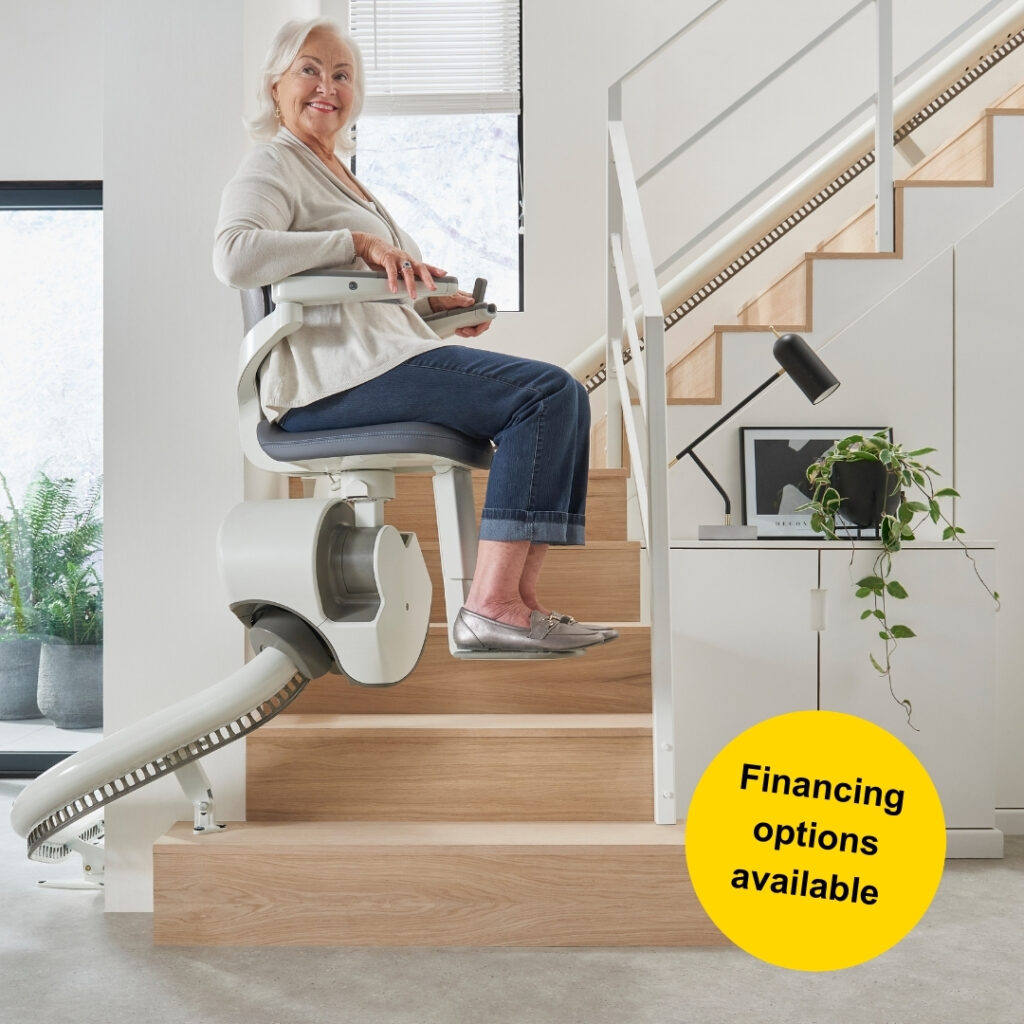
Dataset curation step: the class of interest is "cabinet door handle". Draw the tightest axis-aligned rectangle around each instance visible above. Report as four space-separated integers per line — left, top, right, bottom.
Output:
810 588 828 632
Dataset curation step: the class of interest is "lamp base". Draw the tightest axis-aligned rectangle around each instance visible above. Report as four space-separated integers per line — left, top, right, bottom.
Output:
698 524 758 541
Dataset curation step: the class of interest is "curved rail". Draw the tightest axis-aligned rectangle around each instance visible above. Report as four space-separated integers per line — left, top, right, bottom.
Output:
9 647 304 863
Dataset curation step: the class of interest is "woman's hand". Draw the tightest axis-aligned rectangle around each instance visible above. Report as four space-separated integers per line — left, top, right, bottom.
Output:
351 231 445 300
428 291 493 338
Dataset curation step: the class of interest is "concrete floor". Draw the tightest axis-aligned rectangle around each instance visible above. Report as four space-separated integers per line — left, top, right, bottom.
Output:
2 778 1022 1024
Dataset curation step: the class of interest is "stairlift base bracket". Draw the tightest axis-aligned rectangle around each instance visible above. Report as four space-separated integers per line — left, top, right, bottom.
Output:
175 761 226 835
37 831 106 889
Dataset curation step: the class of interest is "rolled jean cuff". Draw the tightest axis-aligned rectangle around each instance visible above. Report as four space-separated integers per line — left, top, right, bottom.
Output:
479 509 585 546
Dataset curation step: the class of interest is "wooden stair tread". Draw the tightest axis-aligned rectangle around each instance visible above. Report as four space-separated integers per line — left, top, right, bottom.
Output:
421 540 642 622
260 712 653 736
289 624 651 715
419 539 640 551
386 469 629 543
153 820 723 946
902 115 989 184
158 819 684 847
990 79 1024 111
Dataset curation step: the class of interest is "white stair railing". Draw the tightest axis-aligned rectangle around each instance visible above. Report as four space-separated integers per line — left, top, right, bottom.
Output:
602 0 1024 828
607 104 676 826
578 0 1024 393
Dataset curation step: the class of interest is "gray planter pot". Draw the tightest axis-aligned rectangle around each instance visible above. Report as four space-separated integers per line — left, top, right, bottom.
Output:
37 643 103 730
0 637 45 720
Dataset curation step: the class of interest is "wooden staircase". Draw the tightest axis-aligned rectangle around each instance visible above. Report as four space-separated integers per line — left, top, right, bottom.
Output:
152 468 724 946
665 80 1024 404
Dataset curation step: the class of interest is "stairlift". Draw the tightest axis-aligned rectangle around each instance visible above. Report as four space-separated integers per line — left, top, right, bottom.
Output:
8 268 578 886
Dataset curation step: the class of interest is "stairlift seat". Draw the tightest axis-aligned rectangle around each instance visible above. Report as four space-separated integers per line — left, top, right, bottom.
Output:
256 419 494 469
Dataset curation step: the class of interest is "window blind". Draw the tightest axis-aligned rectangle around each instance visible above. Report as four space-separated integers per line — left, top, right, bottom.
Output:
350 0 521 116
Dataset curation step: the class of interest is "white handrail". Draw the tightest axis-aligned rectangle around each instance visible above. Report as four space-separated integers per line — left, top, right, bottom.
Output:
571 0 1024 385
875 0 895 251
608 122 676 827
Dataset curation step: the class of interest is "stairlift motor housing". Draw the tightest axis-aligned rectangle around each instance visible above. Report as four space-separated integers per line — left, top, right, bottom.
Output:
218 497 432 686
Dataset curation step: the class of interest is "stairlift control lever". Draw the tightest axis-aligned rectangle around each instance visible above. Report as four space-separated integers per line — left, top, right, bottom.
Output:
422 277 497 337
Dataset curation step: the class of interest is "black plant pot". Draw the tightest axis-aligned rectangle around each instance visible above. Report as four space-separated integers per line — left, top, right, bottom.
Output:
831 461 901 528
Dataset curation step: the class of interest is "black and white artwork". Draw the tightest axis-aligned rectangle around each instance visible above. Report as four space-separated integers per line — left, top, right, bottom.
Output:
740 427 890 538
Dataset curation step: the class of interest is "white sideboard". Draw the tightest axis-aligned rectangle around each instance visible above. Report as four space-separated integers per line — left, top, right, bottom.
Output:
670 540 1000 857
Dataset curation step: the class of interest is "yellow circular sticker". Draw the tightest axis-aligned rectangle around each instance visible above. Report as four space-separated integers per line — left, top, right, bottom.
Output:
685 710 945 971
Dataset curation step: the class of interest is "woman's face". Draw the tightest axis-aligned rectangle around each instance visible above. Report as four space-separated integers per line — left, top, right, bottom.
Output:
273 28 356 147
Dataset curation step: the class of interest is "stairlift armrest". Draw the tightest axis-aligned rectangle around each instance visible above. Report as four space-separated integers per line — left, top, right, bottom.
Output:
271 270 459 307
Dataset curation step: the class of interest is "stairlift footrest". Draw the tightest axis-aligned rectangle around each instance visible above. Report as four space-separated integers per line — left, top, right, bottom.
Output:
451 649 586 660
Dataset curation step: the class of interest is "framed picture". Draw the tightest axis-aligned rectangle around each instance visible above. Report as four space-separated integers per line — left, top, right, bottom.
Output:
740 427 892 538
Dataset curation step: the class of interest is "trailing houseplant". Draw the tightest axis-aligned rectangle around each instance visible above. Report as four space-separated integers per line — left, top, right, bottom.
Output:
800 431 999 728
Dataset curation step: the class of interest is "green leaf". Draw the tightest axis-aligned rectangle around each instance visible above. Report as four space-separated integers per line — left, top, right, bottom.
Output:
886 581 909 599
881 518 900 548
942 525 966 540
934 487 959 498
873 609 886 620
879 630 891 641
907 447 936 456
929 499 940 524
912 471 926 487
860 609 873 619
890 624 916 639
904 501 929 513
869 653 886 675
856 576 885 592
898 503 914 525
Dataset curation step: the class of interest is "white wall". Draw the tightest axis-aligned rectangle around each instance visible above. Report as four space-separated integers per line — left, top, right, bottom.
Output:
0 0 102 180
101 0 248 911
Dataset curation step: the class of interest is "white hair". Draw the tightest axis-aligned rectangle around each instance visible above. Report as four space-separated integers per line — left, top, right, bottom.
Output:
247 17 364 154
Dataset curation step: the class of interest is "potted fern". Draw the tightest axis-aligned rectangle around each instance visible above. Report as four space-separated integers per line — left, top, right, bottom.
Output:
1 471 52 719
801 432 998 727
0 471 103 728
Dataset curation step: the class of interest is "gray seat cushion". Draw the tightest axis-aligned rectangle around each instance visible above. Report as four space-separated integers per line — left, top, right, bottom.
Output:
256 420 494 469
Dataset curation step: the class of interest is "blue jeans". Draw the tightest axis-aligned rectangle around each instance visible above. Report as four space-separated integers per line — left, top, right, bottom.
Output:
280 345 590 544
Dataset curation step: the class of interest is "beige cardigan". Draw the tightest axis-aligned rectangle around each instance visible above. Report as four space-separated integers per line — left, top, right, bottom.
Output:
213 127 447 422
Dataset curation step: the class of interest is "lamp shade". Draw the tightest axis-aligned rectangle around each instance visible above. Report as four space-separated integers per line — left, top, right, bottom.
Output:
772 333 840 404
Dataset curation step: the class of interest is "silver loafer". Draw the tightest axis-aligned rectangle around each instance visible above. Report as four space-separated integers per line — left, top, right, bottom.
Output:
453 608 605 653
550 611 620 643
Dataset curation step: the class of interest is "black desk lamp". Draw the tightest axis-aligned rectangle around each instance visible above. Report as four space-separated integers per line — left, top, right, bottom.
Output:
669 330 840 540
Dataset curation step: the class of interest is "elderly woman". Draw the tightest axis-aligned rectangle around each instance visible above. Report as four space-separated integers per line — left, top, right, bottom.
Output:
214 18 614 654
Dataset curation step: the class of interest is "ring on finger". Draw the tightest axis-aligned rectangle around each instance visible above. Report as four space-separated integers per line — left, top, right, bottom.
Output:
401 260 413 269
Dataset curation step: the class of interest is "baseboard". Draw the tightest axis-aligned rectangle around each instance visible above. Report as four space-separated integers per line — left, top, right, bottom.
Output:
945 827 1004 858
995 808 1024 835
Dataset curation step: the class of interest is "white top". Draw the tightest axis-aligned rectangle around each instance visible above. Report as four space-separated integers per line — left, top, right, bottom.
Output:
213 128 446 422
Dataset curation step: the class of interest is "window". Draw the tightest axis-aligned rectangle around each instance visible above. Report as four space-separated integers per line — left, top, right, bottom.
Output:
350 0 523 310
0 182 103 773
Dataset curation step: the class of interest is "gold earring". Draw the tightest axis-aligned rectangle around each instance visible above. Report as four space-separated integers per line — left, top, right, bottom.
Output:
274 104 281 118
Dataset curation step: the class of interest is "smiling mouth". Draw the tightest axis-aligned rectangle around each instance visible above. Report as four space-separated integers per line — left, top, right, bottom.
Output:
307 102 338 112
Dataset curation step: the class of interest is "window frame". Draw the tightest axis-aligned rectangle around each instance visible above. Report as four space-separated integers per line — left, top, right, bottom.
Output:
0 179 103 778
